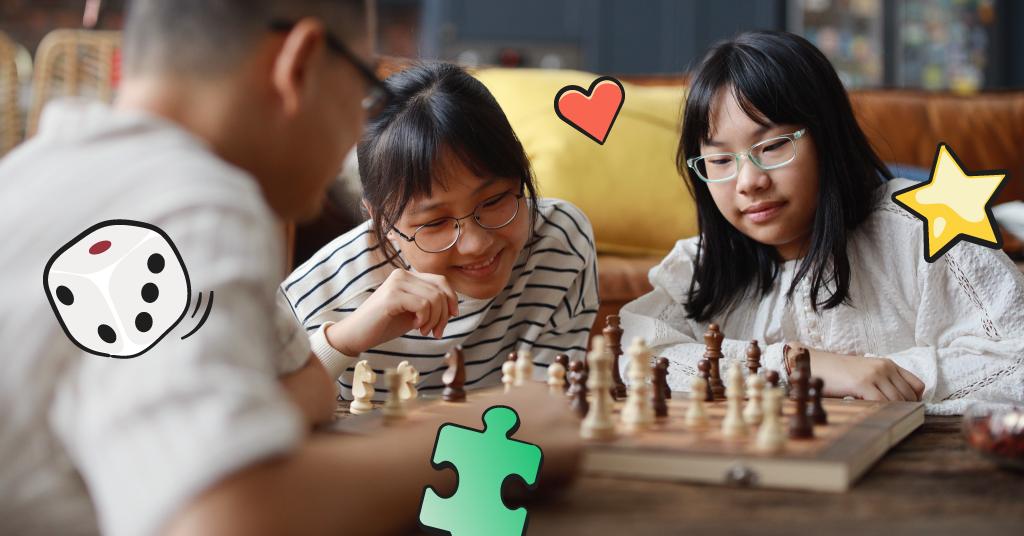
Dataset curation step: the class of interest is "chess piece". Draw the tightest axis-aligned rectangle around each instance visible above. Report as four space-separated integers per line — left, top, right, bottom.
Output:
789 347 811 400
651 357 669 420
656 357 672 400
621 338 655 433
721 362 749 438
746 340 761 378
697 359 714 402
685 376 709 428
603 315 628 399
501 352 517 393
703 323 725 398
756 386 786 453
547 359 567 396
809 377 828 425
514 349 534 386
788 367 814 439
581 336 617 441
555 354 571 391
765 370 780 388
567 360 589 418
743 373 765 425
441 345 466 402
382 368 406 424
396 361 419 401
350 360 376 415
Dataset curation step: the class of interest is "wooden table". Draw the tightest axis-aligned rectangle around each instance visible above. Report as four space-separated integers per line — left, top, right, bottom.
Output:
334 404 1024 535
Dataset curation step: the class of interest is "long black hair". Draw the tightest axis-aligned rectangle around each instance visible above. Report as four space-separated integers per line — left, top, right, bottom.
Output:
358 62 539 267
678 30 890 322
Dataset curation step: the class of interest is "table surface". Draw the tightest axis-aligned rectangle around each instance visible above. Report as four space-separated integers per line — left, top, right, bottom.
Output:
334 402 1024 536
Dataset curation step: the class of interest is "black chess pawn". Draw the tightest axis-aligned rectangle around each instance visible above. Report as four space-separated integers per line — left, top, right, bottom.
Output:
567 360 589 418
651 358 669 419
656 357 671 400
808 377 828 425
788 368 814 439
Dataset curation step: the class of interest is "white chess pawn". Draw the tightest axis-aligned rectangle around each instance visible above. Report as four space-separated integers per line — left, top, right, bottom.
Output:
547 360 566 396
621 337 655 432
721 362 749 438
685 376 709 428
581 336 617 441
743 373 765 425
756 387 786 453
396 361 419 401
382 368 406 424
514 350 534 386
501 355 517 393
350 360 376 415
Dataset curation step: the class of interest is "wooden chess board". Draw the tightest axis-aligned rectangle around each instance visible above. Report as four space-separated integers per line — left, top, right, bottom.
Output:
327 388 924 493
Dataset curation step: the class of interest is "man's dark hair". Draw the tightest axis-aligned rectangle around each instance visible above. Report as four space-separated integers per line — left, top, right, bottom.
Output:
122 0 367 77
358 62 540 268
678 30 890 322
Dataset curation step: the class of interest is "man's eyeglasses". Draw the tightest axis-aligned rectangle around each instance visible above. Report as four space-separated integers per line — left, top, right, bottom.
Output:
686 129 806 183
392 190 526 253
268 20 393 119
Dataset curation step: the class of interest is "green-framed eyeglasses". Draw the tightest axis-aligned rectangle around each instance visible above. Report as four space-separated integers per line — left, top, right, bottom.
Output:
686 129 807 183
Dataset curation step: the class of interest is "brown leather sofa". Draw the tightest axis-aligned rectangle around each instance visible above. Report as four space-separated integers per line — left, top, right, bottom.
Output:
290 60 1024 342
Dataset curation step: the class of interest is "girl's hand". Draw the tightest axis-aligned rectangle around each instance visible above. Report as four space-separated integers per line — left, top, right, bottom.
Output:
787 342 925 402
326 269 460 356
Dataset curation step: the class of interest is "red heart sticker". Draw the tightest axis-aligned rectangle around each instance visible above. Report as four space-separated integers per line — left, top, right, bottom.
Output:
554 76 625 145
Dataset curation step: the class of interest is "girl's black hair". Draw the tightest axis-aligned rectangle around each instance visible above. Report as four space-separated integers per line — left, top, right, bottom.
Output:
358 62 539 267
678 30 891 322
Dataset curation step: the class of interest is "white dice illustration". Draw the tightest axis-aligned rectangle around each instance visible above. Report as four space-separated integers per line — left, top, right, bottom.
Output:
44 220 191 358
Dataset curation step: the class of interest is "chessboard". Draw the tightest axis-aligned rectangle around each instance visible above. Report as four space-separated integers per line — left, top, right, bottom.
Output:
325 317 925 493
328 387 923 493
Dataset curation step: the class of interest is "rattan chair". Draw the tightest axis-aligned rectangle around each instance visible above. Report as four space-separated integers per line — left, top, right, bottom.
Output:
26 29 121 137
0 31 21 156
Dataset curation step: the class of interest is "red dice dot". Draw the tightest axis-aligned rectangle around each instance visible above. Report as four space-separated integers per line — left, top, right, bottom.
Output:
89 240 111 255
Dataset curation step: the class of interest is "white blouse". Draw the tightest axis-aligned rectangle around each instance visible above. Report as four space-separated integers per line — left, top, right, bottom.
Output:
621 179 1024 415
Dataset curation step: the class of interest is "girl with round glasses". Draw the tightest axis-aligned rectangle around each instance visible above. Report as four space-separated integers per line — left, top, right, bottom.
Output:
621 30 1024 414
280 63 598 400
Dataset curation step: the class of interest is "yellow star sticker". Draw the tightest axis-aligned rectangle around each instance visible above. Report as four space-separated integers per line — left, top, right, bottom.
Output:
892 143 1009 263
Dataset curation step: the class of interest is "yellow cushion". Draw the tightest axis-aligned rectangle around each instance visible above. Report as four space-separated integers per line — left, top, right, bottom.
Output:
473 68 698 256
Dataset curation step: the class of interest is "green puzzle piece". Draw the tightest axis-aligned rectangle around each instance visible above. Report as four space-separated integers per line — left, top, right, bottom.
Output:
419 405 543 536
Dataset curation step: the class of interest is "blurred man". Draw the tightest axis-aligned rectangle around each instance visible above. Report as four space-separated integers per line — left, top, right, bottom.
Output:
0 1 581 535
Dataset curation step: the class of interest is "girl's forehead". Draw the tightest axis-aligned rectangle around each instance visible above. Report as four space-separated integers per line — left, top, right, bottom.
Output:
404 174 518 215
706 89 773 142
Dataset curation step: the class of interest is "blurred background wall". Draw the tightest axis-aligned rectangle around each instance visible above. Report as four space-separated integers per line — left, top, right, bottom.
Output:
1 0 1021 91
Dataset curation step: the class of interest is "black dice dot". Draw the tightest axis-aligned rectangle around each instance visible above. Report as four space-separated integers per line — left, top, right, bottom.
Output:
141 283 159 303
148 254 165 274
98 324 117 343
135 312 153 333
56 286 74 306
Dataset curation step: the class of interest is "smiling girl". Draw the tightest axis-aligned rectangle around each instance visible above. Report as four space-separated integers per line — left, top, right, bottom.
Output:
280 63 598 399
621 31 1024 414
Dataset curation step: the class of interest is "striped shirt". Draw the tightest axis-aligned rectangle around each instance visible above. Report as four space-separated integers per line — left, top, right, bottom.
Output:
279 198 600 399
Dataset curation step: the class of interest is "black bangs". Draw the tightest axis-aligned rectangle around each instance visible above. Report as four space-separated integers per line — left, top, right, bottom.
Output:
358 62 539 266
677 30 891 323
